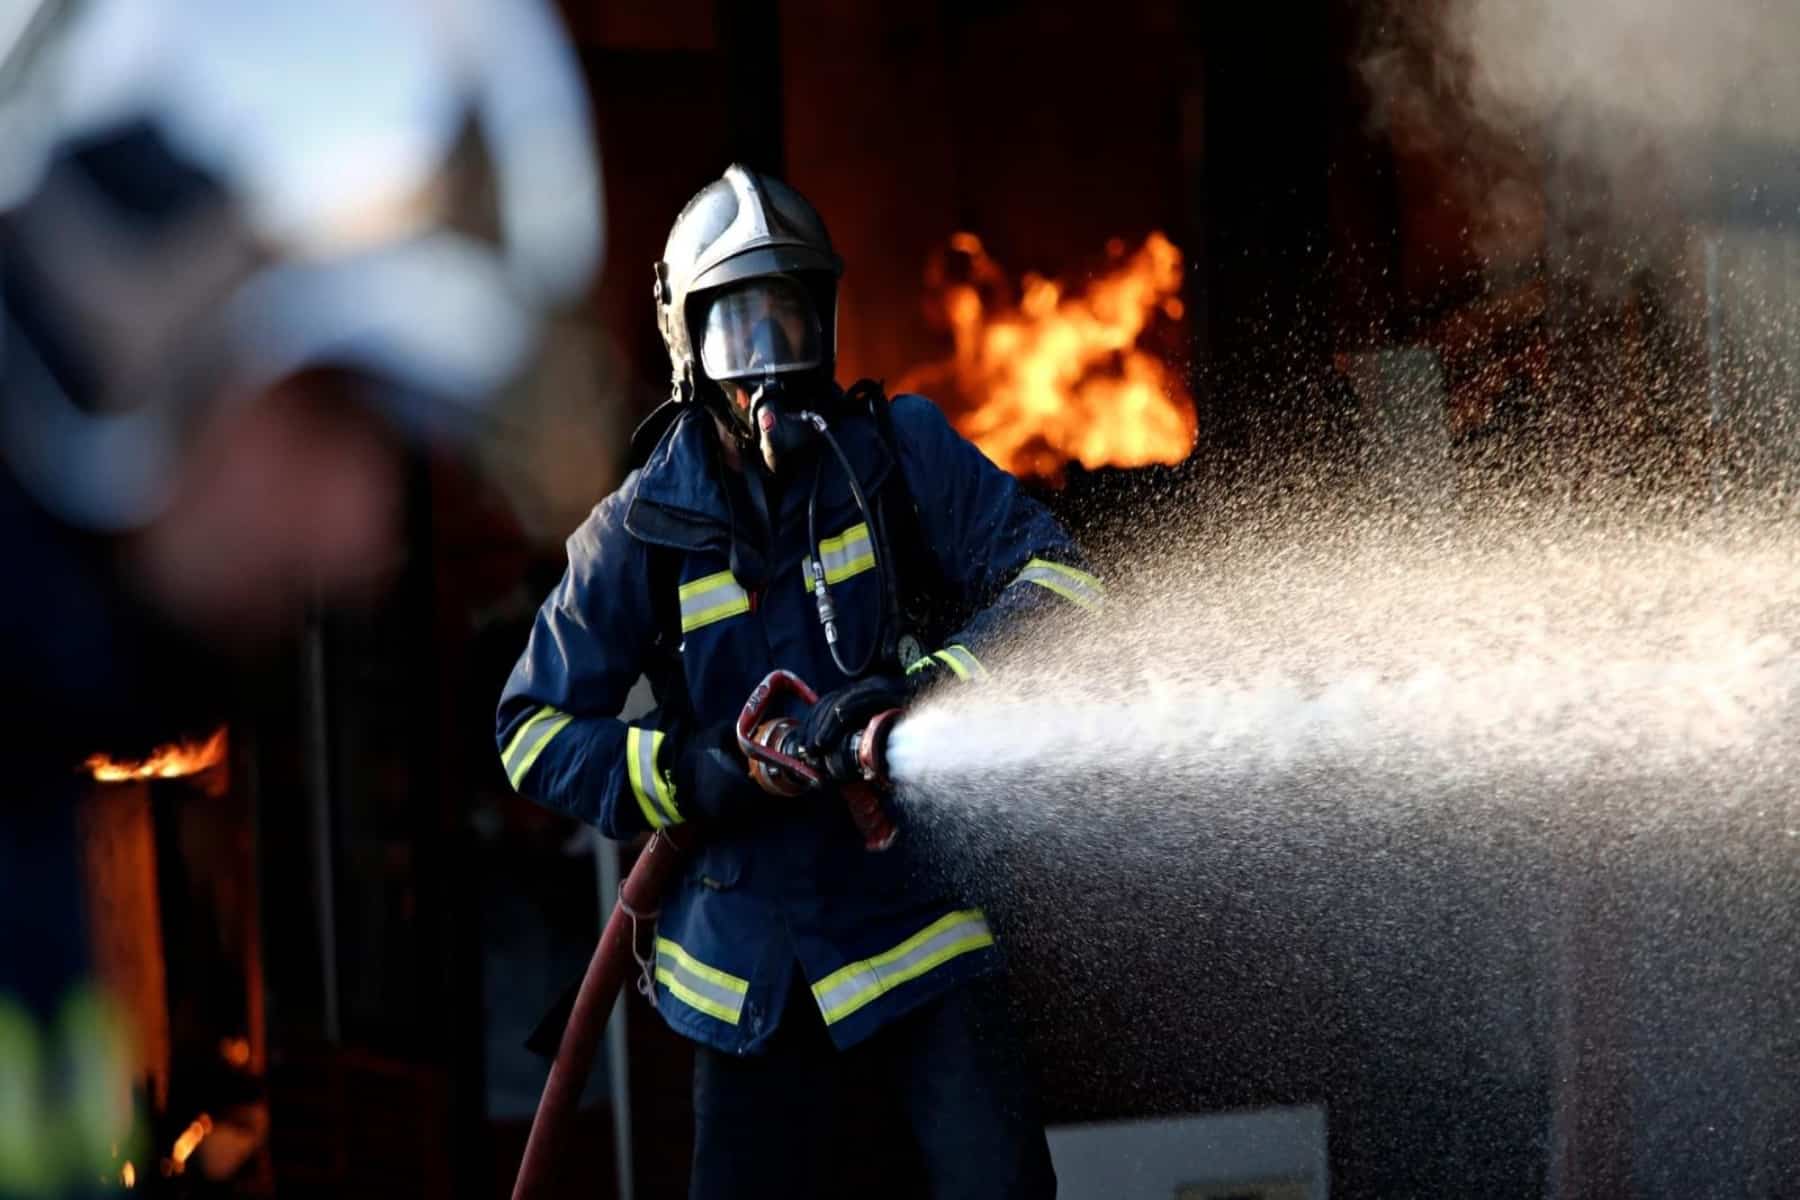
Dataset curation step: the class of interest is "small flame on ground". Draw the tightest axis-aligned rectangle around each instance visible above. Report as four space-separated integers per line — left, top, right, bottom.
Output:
898 232 1196 480
86 729 227 782
121 1161 136 1189
164 1114 212 1176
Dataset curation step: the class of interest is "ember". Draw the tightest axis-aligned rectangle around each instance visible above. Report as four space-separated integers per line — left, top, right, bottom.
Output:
220 1037 252 1068
899 232 1196 480
86 729 227 783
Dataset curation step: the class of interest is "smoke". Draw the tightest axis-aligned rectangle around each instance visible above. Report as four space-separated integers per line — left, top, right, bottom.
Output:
1443 0 1800 147
1361 0 1800 270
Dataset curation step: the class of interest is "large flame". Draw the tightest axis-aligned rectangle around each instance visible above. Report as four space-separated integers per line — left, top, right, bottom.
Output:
86 729 227 783
898 231 1196 480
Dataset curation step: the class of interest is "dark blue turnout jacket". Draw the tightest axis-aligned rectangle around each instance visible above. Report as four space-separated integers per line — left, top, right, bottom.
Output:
496 391 1101 1054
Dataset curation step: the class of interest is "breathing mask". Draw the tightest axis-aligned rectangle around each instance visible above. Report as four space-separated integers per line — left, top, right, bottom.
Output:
697 276 825 473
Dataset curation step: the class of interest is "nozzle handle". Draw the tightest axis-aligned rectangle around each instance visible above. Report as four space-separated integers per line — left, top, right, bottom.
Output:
736 669 825 791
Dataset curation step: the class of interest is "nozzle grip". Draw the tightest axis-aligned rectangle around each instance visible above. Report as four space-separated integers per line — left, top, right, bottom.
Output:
737 669 825 792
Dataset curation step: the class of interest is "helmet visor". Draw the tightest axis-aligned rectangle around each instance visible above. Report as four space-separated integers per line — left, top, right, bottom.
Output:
697 277 823 381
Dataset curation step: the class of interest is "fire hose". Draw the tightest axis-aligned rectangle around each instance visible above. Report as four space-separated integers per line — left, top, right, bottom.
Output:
511 671 901 1200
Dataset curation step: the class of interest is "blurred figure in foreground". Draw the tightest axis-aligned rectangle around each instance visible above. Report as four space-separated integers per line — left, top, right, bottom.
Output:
0 1 603 1194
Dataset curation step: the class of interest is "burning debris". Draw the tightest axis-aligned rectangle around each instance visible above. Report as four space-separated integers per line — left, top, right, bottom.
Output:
899 232 1196 480
165 1113 213 1177
85 730 228 784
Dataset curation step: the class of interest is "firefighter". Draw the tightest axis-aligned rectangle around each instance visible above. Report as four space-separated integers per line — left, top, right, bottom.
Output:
497 165 1100 1198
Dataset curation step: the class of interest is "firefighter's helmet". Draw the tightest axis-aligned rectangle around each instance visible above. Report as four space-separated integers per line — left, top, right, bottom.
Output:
654 165 842 407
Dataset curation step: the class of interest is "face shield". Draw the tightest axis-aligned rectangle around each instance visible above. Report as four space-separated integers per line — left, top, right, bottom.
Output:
697 277 823 383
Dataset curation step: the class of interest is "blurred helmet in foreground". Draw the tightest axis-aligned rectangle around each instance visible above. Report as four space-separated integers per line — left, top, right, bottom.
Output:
0 0 605 532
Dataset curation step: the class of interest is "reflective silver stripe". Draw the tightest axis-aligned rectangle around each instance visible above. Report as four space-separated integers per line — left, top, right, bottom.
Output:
811 910 995 1025
503 706 573 790
626 727 680 829
800 523 876 589
931 644 988 682
1011 558 1105 610
654 938 748 1025
679 570 750 632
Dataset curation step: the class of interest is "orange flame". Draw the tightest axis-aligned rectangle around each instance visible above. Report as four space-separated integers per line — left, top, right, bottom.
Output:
898 232 1196 480
86 729 227 783
165 1114 212 1176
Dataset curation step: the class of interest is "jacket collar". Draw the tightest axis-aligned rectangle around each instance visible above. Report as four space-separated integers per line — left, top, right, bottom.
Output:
623 391 896 553
623 406 730 551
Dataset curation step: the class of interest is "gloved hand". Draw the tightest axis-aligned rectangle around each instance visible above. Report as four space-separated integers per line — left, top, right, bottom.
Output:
670 721 767 823
799 675 909 780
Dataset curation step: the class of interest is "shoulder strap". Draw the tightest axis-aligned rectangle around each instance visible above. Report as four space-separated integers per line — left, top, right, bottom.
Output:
642 540 693 724
627 398 685 472
845 379 952 664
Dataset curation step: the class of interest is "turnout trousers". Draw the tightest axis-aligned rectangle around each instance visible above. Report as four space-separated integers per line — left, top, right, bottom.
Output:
689 975 1057 1200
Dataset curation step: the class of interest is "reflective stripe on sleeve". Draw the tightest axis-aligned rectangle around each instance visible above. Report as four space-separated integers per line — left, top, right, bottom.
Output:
654 937 748 1025
625 727 681 829
800 523 876 589
502 705 574 790
810 909 995 1025
905 644 988 682
933 644 987 681
1011 558 1105 610
679 570 751 633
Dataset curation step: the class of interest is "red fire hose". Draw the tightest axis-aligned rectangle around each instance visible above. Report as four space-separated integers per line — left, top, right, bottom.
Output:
510 825 694 1200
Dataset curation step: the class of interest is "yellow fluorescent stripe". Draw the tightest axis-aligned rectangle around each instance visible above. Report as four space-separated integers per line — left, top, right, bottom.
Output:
681 594 750 632
801 524 876 589
819 523 870 555
939 645 987 680
631 783 664 830
1022 573 1096 610
625 729 665 830
679 569 750 631
803 554 876 589
817 933 995 1024
811 910 987 998
509 715 572 790
830 552 875 581
656 938 750 994
501 705 558 765
934 649 971 680
952 645 986 673
1027 557 1104 593
677 569 739 601
655 967 742 1025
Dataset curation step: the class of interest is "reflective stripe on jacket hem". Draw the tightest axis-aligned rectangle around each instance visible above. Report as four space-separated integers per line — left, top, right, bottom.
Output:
810 909 995 1025
626 726 681 829
1011 558 1105 610
654 937 748 1025
502 705 574 790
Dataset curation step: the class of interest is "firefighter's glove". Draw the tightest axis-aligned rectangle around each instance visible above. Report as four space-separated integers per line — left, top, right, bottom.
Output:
672 721 767 823
800 675 908 781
